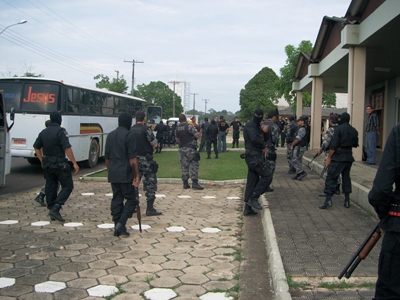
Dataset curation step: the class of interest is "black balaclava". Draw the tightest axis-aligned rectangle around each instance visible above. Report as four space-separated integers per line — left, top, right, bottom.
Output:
340 112 350 124
50 111 62 125
118 113 132 130
253 108 264 125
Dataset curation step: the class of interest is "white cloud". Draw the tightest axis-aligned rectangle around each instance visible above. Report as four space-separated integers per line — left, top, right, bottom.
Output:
0 0 350 112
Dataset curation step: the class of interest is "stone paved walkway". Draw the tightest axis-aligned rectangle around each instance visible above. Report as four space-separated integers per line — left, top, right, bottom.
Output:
0 181 244 300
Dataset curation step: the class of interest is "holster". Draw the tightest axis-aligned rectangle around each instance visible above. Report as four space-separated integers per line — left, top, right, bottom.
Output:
149 160 159 173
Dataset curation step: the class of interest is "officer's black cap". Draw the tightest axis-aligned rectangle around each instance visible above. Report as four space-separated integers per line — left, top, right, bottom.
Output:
254 108 263 116
297 116 306 122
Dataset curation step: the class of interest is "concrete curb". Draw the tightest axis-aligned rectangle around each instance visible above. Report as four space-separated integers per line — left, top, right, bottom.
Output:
260 195 292 300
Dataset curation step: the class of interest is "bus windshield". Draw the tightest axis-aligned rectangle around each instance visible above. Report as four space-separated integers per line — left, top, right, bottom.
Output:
1 82 60 112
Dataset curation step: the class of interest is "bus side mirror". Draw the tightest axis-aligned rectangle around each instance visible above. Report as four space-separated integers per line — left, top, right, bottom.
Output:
10 108 15 121
7 108 15 132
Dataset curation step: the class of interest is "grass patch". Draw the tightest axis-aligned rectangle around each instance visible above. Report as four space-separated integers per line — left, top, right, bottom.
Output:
318 281 375 290
90 151 248 181
286 275 310 290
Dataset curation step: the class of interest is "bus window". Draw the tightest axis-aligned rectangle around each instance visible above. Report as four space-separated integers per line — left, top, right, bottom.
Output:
147 106 162 125
81 90 90 115
0 82 22 111
21 84 60 112
66 88 79 114
102 95 114 116
90 92 102 115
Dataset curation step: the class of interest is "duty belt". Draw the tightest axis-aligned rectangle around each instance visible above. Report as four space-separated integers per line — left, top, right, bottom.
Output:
389 203 400 217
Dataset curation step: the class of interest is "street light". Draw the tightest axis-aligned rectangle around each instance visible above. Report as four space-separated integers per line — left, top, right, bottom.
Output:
0 20 27 35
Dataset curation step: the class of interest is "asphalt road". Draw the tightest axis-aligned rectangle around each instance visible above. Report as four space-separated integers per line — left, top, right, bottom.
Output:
0 157 106 199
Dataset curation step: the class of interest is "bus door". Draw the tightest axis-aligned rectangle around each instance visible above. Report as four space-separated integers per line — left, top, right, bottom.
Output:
147 106 162 131
0 91 13 186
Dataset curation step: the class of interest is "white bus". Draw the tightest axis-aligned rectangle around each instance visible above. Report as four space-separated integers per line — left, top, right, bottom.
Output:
0 77 161 168
0 90 15 186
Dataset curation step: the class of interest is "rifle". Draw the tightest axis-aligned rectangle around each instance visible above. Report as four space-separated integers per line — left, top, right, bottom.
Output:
338 223 381 279
320 166 327 178
134 187 142 233
308 152 319 169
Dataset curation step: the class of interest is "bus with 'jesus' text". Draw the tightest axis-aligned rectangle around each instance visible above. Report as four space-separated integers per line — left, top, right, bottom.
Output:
0 77 162 168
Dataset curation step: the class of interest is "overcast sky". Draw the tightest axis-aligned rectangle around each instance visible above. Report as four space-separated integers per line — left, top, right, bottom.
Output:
0 0 351 113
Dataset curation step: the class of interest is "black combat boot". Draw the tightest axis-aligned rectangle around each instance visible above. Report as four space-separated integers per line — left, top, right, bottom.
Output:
114 221 120 237
247 193 262 210
266 187 274 192
183 180 190 189
207 153 211 159
215 153 218 159
115 223 130 238
49 204 65 222
344 193 350 208
244 203 257 216
319 194 332 209
192 180 204 190
335 184 341 195
34 193 46 207
146 199 162 216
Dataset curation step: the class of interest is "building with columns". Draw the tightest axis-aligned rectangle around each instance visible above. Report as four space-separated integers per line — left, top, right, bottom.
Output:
292 0 400 161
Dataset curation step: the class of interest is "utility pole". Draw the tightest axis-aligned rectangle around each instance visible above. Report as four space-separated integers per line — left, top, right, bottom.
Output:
115 70 119 79
168 80 183 117
202 99 210 117
124 59 143 95
190 93 198 117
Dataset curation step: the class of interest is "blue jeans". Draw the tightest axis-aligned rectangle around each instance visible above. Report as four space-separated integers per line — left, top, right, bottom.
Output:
366 131 377 164
218 132 226 153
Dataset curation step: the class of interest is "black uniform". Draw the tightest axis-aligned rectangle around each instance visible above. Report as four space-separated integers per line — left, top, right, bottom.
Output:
323 112 358 206
230 119 242 148
154 121 166 152
243 109 273 214
206 121 218 158
33 113 74 221
105 114 138 233
369 125 400 299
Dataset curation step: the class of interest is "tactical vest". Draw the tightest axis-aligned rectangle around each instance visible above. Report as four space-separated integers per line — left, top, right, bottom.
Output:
298 126 308 147
176 122 196 149
131 124 153 155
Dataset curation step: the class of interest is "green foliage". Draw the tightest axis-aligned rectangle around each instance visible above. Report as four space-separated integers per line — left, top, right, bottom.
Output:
277 40 336 111
239 66 279 121
136 81 184 119
94 74 129 94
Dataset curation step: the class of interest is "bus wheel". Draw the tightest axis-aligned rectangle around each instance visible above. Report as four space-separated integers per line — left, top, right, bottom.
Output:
27 157 41 165
84 139 99 168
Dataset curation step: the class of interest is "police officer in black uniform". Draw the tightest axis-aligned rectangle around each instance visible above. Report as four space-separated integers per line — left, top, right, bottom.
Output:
33 111 79 222
131 110 162 216
243 108 273 215
154 121 166 153
105 113 140 237
320 112 358 209
369 125 400 299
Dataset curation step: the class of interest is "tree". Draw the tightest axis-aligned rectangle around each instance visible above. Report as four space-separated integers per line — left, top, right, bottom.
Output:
277 40 336 111
136 81 184 119
94 74 129 94
239 66 280 122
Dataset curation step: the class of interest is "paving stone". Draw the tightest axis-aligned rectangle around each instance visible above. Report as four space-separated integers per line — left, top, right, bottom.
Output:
144 288 177 300
88 259 117 269
107 265 136 276
157 269 184 278
179 273 209 285
119 280 150 294
202 280 234 292
199 292 233 300
160 260 188 270
0 263 13 272
150 276 181 288
79 268 107 278
135 264 163 273
190 250 215 258
87 285 118 297
0 278 15 289
206 269 235 281
35 281 66 293
175 284 206 298
141 256 168 265
98 274 127 285
18 292 54 300
185 257 212 266
112 294 144 300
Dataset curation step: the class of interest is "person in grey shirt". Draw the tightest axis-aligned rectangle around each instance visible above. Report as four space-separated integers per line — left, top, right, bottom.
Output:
365 105 379 165
290 117 308 181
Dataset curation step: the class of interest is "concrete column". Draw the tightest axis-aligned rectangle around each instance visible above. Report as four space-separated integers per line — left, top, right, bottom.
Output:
310 77 323 150
347 46 366 161
296 91 303 119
